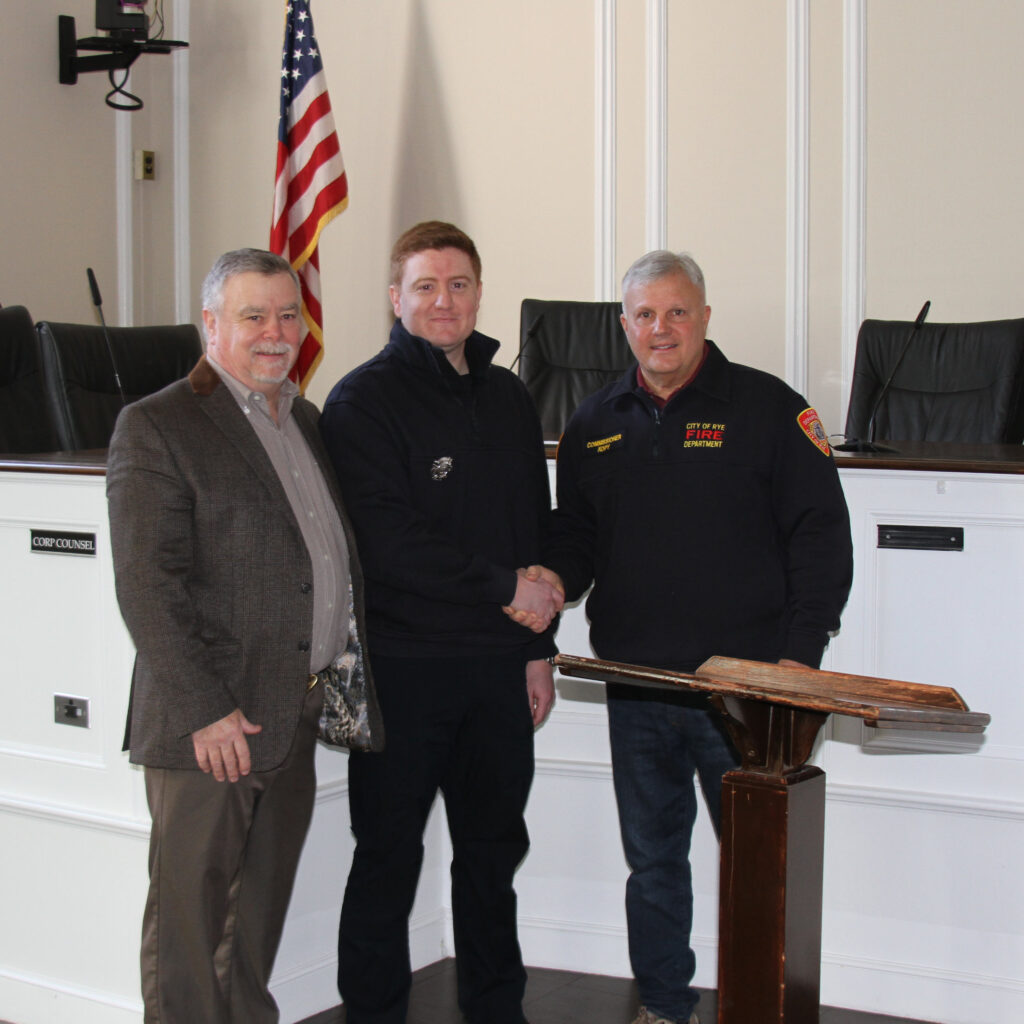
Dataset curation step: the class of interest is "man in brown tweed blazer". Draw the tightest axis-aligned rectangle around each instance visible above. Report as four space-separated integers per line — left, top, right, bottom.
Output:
107 249 380 1023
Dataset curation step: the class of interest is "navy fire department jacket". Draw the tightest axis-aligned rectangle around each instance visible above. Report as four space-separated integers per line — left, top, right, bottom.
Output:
545 340 853 673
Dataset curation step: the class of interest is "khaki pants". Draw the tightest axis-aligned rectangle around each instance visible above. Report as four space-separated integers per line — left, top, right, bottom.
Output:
141 684 322 1023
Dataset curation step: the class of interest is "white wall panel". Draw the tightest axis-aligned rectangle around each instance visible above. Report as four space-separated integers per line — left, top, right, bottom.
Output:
3 456 1023 1023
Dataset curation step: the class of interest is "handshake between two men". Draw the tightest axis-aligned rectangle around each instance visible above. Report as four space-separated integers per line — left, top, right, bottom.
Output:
503 565 567 634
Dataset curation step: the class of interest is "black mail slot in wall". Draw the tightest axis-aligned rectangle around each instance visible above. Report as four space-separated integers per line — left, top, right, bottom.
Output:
877 524 964 551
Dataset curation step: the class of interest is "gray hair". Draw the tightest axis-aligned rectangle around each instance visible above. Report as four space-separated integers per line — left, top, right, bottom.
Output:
200 249 300 321
621 250 706 309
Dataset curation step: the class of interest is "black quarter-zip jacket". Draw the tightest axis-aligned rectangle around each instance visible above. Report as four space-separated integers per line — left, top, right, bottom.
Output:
545 340 853 672
319 320 555 661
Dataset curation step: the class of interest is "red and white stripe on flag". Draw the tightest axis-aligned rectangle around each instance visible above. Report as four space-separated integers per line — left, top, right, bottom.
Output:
270 0 348 390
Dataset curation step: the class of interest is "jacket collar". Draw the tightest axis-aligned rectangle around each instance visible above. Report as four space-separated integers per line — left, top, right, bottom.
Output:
385 319 500 381
187 353 222 395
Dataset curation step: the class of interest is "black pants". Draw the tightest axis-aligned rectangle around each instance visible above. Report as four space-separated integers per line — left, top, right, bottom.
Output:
338 653 535 1024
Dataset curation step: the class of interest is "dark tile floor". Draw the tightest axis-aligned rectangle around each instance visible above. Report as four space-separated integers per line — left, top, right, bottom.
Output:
300 958 932 1024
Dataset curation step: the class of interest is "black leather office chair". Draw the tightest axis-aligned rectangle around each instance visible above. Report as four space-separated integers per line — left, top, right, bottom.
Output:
844 317 1024 444
517 299 634 440
37 320 203 450
0 305 62 454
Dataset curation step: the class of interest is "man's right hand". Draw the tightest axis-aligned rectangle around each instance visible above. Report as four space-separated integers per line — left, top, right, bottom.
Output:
192 709 263 783
503 566 566 633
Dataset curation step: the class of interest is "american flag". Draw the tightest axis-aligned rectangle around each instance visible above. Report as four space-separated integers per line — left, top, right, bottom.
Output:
270 0 348 389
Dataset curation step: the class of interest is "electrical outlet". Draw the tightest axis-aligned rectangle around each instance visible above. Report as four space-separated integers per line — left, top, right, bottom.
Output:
54 695 90 728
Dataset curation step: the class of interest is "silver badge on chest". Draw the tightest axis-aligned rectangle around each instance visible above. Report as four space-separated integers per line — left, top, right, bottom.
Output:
430 456 454 481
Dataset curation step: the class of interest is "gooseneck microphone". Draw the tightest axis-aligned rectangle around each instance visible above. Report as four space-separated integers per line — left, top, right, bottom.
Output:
834 300 931 454
866 300 931 446
86 267 127 407
510 313 545 374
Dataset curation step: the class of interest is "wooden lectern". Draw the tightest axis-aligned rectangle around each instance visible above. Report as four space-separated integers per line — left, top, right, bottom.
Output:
554 653 989 1024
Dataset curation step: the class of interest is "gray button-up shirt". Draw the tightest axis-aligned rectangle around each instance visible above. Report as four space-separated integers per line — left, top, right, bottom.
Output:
209 357 350 673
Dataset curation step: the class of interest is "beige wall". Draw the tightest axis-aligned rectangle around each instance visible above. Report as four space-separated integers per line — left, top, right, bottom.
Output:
1 0 119 324
866 0 1024 322
5 0 1024 430
666 1 788 381
189 0 597 409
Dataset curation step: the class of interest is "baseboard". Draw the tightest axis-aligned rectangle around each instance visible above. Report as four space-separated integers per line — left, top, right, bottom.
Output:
0 966 141 1024
515 916 1024 1024
0 911 450 1024
516 914 719 988
821 949 1024 1024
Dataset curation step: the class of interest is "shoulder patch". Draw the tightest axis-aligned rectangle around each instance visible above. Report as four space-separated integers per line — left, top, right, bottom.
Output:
797 408 831 456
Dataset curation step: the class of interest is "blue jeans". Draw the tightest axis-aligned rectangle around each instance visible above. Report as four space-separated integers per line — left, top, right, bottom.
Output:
607 686 739 1022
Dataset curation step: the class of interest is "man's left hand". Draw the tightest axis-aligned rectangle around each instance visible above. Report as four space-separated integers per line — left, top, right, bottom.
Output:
525 658 555 727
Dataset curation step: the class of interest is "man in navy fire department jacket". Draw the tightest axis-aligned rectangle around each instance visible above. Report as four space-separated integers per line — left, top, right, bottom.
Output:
515 249 853 1024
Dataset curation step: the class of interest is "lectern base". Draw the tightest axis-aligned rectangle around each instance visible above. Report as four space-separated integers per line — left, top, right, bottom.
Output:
717 766 825 1024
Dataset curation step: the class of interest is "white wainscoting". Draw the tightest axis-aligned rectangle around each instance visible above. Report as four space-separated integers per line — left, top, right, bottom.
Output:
0 469 149 1024
1 460 1021 1023
818 465 1024 1022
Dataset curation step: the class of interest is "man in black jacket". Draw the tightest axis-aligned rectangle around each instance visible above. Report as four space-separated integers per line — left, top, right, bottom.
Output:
319 221 561 1024
514 250 853 1024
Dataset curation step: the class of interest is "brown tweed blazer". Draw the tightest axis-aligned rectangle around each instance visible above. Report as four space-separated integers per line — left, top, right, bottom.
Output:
107 356 380 770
